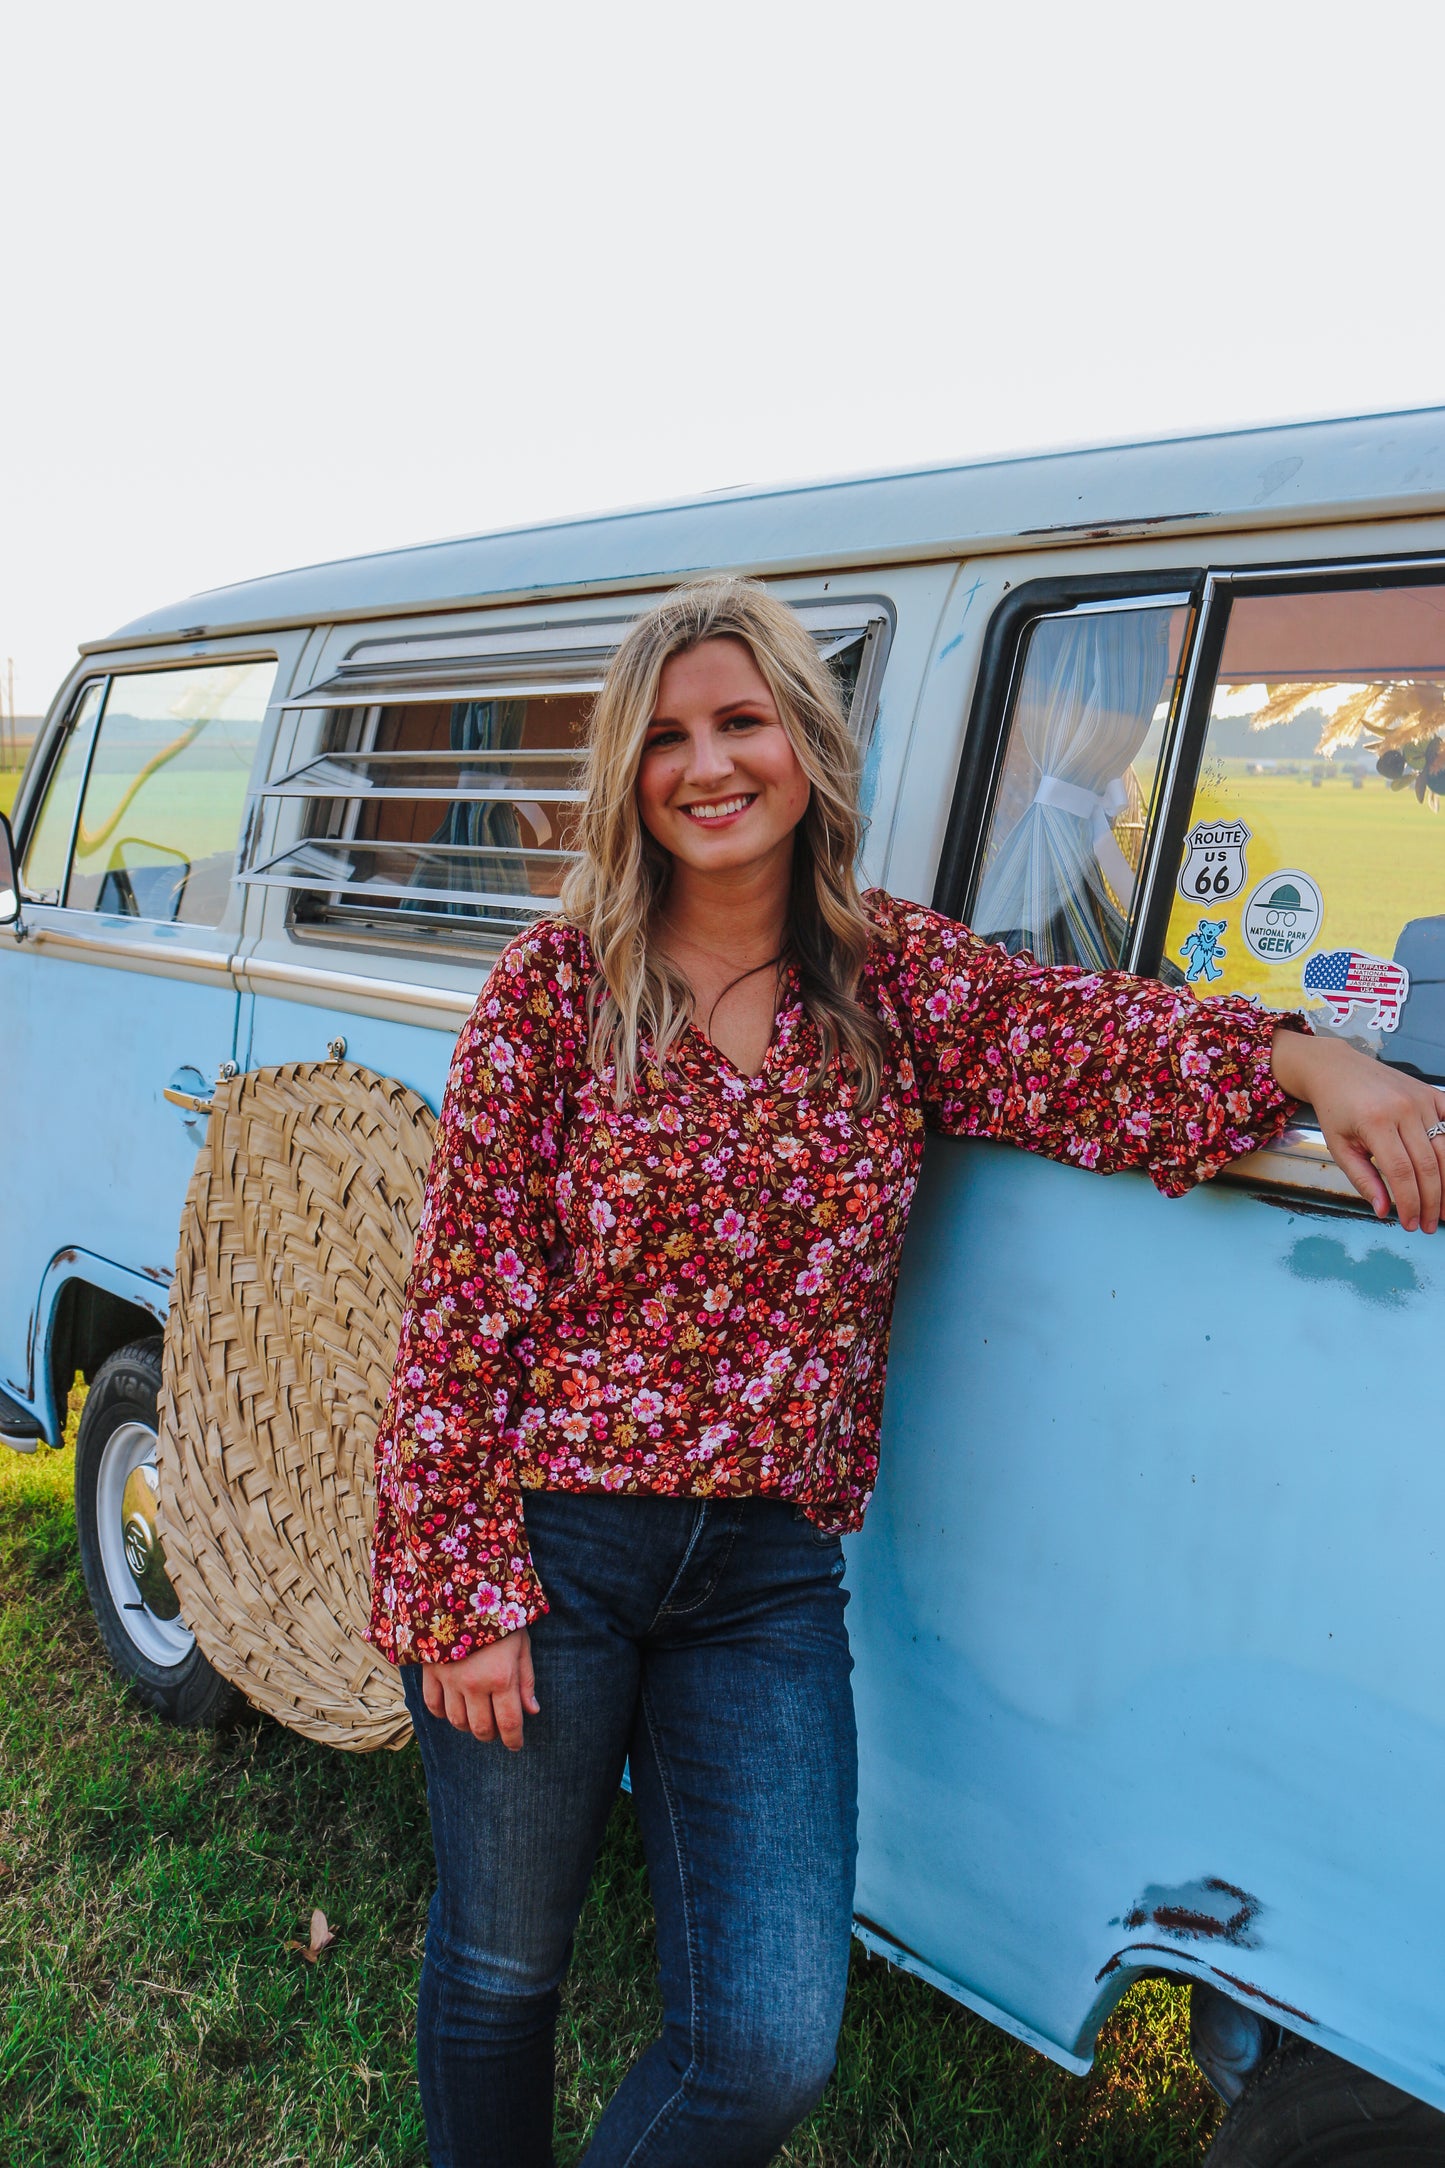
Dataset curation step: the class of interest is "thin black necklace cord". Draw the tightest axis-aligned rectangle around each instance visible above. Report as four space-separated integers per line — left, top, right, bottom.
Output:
702 953 785 1042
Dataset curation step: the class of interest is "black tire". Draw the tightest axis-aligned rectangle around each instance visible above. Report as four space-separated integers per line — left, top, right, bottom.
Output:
1206 2037 1445 2166
74 1338 245 1726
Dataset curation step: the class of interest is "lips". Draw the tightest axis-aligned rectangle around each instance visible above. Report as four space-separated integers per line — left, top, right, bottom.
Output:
681 794 756 824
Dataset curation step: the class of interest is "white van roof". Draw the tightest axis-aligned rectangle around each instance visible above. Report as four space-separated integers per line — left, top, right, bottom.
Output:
97 404 1445 650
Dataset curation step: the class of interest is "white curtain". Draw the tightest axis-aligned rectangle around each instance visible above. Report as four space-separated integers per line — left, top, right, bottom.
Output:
973 607 1175 970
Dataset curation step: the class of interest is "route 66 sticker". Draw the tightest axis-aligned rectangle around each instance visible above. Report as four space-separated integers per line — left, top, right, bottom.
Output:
1177 819 1251 903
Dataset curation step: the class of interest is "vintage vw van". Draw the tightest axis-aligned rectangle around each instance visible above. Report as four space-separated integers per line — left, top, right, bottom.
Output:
3 407 1444 2163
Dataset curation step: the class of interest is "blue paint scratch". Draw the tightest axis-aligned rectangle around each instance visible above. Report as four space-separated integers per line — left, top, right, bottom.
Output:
939 576 986 658
1285 1235 1422 1308
860 705 886 815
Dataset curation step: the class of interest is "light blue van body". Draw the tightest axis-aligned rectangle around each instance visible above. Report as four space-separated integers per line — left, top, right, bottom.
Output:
3 407 1443 2114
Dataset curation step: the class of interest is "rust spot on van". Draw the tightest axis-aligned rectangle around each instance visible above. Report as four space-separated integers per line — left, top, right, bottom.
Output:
1253 1193 1365 1222
54 1248 77 1265
1093 1946 1315 2026
1018 511 1207 539
140 1264 174 1284
1115 1877 1260 1947
1211 1969 1315 2025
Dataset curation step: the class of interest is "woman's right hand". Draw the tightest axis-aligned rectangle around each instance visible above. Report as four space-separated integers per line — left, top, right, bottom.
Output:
421 1628 540 1750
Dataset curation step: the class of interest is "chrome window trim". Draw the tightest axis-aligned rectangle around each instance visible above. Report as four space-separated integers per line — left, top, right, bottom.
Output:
241 867 569 911
1045 592 1194 618
1218 1128 1359 1207
236 950 477 1019
262 748 582 803
283 677 606 708
6 917 476 1024
18 675 110 906
1200 550 1445 589
16 916 236 982
1120 574 1224 977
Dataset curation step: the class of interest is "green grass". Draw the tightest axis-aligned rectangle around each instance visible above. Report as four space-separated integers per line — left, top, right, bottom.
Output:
0 1425 1221 2167
0 768 19 819
1165 765 1443 1005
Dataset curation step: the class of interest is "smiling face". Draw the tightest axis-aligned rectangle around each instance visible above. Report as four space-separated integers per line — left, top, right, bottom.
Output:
637 636 812 884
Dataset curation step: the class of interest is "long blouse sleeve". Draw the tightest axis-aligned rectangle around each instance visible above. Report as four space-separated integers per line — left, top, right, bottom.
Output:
868 894 1305 1198
368 931 571 1664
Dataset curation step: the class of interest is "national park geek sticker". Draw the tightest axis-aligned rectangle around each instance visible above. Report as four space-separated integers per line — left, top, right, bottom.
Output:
1241 870 1323 965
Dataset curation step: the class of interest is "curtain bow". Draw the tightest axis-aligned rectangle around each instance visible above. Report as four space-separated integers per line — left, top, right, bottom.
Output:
1031 773 1136 908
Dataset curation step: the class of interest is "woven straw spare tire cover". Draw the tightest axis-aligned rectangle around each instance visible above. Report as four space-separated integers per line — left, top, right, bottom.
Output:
157 1062 436 1749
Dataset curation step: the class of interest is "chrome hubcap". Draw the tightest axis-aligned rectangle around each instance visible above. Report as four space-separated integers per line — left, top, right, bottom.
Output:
96 1420 193 1666
120 1462 181 1619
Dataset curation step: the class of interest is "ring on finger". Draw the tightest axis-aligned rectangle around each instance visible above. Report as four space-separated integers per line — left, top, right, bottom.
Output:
1428 1118 1445 1140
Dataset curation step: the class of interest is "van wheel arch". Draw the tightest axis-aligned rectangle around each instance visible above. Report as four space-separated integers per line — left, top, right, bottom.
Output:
47 1276 161 1434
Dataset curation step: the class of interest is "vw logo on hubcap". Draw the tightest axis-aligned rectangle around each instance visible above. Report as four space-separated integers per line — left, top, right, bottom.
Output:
123 1515 152 1580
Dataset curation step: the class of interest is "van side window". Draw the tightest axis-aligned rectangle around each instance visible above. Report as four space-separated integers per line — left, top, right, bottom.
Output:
247 614 885 952
66 661 276 925
1162 579 1445 1081
972 603 1190 970
19 680 106 903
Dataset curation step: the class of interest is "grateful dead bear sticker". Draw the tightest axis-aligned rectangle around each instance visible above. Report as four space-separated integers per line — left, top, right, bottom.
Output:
1241 870 1323 965
1180 918 1228 984
1177 820 1251 904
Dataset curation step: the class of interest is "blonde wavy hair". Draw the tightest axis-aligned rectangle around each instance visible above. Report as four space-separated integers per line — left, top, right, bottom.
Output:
559 578 886 1107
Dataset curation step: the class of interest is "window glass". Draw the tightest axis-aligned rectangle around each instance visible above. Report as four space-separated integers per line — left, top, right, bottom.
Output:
20 681 105 901
68 661 275 925
973 603 1190 971
821 627 872 723
1163 581 1445 1081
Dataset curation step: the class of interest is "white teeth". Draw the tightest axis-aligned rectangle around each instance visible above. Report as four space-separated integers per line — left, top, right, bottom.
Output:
685 795 752 821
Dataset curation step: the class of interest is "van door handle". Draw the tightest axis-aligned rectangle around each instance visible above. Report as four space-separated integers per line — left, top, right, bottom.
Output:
163 1087 215 1115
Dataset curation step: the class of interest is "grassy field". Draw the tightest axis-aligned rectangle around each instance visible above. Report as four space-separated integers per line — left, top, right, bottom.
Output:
1163 764 1442 1008
0 1427 1222 2168
0 768 19 819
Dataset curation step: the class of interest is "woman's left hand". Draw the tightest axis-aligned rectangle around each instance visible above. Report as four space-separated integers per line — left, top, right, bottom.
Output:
1270 1027 1445 1233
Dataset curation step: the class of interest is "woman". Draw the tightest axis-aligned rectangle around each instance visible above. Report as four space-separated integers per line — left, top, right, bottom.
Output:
368 580 1444 2168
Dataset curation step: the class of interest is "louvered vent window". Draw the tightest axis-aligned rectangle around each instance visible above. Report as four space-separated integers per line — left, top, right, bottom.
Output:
240 608 888 950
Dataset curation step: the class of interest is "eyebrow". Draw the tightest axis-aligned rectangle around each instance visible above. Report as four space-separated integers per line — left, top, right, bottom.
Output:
648 698 776 727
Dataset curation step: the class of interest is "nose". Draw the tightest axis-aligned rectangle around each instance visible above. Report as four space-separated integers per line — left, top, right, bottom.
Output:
682 724 735 789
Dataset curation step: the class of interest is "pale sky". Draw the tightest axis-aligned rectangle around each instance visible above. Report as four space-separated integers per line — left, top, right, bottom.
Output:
2 0 1441 716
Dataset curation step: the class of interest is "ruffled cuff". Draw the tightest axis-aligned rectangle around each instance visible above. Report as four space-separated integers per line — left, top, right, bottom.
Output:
1156 1000 1311 1199
366 1480 549 1665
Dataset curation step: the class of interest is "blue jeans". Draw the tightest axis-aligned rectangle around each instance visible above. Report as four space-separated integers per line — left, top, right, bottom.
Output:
400 1491 857 2168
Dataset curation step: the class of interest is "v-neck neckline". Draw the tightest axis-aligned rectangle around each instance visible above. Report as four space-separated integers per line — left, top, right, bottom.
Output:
686 959 800 1088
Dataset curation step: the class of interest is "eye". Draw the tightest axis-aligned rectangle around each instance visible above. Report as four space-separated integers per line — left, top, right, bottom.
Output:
722 712 767 732
645 726 685 750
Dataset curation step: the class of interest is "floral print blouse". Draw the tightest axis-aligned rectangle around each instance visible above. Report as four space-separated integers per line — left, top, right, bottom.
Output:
368 892 1300 1665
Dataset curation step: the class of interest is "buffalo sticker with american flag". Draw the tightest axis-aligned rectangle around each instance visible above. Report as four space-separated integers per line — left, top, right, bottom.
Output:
1301 949 1411 1032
